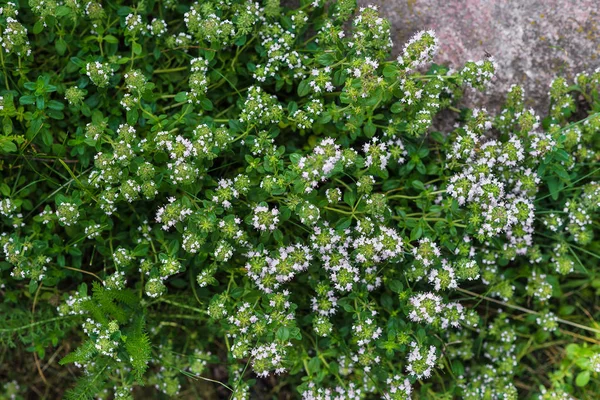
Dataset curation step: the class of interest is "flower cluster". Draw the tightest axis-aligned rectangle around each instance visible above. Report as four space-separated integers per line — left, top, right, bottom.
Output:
86 61 113 88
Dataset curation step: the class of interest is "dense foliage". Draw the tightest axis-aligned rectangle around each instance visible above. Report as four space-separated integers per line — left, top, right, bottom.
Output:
2 0 600 398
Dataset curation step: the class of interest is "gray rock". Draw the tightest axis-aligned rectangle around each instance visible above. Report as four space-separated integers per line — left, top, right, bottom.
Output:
362 0 600 114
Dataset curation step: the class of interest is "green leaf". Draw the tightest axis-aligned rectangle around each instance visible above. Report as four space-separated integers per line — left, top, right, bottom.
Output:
33 20 44 35
336 217 352 230
554 149 570 162
41 129 53 146
55 39 67 56
297 79 310 97
19 95 36 105
332 69 346 86
0 183 10 196
0 138 17 153
47 109 65 120
412 180 425 191
273 228 283 243
103 35 119 44
127 109 139 125
174 92 187 102
287 101 298 114
576 370 590 387
317 53 336 66
410 224 423 241
230 286 244 299
29 279 39 294
289 153 302 165
276 327 290 342
430 131 445 143
363 121 376 138
382 64 398 78
48 100 65 111
204 49 215 61
388 280 404 293
234 35 247 46
55 5 72 17
343 189 356 207
132 42 142 55
200 98 213 111
390 102 403 114
307 357 321 374
70 57 86 68
3 116 13 135
546 177 562 201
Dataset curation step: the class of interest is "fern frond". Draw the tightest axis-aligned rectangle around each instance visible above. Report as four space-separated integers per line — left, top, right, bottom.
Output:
91 282 128 323
63 365 107 400
59 339 96 366
125 315 152 382
109 288 139 307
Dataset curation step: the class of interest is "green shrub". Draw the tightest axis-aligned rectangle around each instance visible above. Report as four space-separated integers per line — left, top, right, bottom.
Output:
1 0 600 399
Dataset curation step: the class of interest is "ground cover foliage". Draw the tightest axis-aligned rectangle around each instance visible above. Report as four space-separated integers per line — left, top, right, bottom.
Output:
2 0 600 398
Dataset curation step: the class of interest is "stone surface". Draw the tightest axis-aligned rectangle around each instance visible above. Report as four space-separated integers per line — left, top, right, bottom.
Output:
362 0 600 113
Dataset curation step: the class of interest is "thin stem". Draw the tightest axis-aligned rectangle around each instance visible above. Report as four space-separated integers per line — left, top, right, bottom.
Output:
0 316 71 333
457 288 600 335
153 66 188 74
0 49 9 90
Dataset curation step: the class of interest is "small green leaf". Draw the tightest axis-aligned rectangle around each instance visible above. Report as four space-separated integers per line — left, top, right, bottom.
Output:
0 183 10 196
132 42 142 55
412 180 425 191
276 327 290 342
127 109 139 125
48 100 65 111
430 131 445 143
343 189 356 207
33 20 44 34
363 121 376 138
29 279 39 294
382 64 398 78
174 92 187 102
389 280 404 293
336 217 352 230
200 98 213 111
273 229 283 243
55 39 67 56
41 129 53 146
19 95 36 105
307 357 321 374
576 370 590 387
55 5 72 17
70 57 86 68
297 79 310 97
390 102 403 114
0 138 17 153
204 49 216 61
103 35 119 44
317 53 335 66
47 109 65 120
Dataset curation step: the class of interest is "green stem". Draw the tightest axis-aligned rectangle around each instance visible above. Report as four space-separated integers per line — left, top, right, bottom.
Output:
159 298 207 314
457 288 600 335
0 316 71 333
153 66 188 74
0 49 9 90
324 206 355 215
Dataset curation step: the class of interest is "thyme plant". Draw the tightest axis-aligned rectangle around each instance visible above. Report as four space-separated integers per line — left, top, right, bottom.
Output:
1 0 600 399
